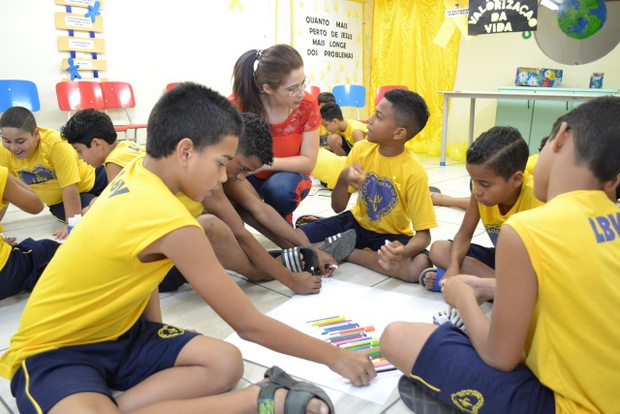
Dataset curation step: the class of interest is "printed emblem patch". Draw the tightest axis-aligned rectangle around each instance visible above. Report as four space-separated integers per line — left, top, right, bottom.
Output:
451 389 483 413
158 325 185 338
361 173 397 222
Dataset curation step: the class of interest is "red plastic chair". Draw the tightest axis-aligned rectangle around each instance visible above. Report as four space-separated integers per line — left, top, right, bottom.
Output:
166 82 180 91
55 81 105 120
375 85 409 107
99 81 147 141
306 85 320 99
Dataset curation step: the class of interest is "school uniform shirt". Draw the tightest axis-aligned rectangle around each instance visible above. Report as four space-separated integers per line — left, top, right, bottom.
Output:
105 140 145 169
0 127 95 206
507 190 620 413
0 166 11 269
0 157 201 379
477 171 543 247
345 140 437 236
336 119 368 146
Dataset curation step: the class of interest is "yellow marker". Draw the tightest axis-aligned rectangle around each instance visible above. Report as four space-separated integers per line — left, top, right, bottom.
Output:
311 316 346 327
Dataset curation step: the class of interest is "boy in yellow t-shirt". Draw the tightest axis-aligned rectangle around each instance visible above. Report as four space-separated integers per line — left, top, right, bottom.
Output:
0 166 60 301
62 110 342 295
382 96 620 414
420 126 544 291
320 102 367 156
61 108 145 183
0 107 107 240
0 82 374 414
298 89 437 282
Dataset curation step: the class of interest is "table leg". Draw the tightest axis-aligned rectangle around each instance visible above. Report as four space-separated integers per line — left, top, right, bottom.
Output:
440 94 449 166
469 98 476 147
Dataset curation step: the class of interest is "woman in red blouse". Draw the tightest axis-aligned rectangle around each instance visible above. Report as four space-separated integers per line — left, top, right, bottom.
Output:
231 44 320 224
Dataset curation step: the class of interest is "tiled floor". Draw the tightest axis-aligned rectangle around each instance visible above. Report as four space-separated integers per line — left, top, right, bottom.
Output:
0 154 493 413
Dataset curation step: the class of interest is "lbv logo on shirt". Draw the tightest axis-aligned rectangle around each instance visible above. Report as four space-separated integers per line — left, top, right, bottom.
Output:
18 165 56 185
588 212 620 243
361 173 397 222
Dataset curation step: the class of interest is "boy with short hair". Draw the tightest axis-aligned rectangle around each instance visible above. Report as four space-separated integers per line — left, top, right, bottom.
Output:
382 95 620 414
0 107 107 239
420 126 544 291
0 166 60 301
297 89 437 282
317 92 336 147
320 102 368 156
62 108 344 295
61 108 145 183
0 82 374 413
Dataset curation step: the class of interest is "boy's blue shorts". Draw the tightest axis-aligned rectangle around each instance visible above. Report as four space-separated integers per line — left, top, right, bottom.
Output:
466 243 496 269
298 210 412 251
11 317 200 414
408 323 555 413
48 165 109 221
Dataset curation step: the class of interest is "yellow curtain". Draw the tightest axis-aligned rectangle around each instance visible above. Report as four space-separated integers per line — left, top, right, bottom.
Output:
371 0 460 153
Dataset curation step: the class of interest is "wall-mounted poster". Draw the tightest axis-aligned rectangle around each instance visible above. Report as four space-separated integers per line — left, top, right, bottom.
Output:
468 0 538 35
292 0 363 91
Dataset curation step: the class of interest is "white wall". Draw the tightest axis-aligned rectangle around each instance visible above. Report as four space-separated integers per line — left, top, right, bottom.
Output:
1 1 618 145
448 27 620 144
0 1 278 140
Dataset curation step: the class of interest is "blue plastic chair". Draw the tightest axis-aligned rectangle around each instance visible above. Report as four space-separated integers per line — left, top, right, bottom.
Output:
331 84 366 120
0 80 41 112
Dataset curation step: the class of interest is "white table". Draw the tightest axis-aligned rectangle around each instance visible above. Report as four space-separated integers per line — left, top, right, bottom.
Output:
438 90 618 166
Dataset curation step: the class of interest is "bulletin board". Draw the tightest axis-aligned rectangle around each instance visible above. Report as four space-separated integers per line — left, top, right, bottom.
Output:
292 0 364 91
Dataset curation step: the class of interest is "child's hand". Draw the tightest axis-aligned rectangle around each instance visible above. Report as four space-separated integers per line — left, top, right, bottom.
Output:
316 249 337 277
342 164 366 190
53 225 69 240
2 235 17 245
331 348 376 387
440 276 477 309
286 271 323 295
377 240 406 270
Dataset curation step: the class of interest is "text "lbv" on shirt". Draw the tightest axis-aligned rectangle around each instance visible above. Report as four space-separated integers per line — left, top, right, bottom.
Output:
588 212 620 243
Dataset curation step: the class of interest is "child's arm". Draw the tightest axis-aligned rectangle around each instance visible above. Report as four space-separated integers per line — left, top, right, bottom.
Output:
442 224 536 371
351 129 366 143
148 225 376 385
4 174 44 214
52 183 82 240
142 290 163 323
331 164 365 213
203 187 324 294
444 194 481 277
104 162 124 183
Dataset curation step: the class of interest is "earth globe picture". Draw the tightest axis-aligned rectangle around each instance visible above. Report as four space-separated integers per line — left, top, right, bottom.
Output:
558 0 607 39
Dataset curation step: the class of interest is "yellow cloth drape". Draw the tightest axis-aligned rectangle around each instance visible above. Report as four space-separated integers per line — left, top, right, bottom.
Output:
371 0 460 152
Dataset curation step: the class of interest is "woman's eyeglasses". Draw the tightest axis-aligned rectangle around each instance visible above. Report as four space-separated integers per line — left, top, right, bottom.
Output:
285 77 310 96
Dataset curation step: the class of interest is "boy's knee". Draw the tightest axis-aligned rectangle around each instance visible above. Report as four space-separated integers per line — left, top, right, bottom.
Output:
429 240 450 263
380 322 406 356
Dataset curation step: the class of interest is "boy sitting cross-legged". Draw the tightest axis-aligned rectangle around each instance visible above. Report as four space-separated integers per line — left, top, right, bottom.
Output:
419 126 544 291
296 89 438 282
0 82 374 414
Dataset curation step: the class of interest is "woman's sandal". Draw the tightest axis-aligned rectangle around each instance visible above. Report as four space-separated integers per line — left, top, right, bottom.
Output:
318 229 357 262
398 375 458 414
257 366 335 414
418 267 446 292
269 246 320 275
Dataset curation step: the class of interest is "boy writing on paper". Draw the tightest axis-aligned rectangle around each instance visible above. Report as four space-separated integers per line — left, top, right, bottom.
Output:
382 96 620 414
